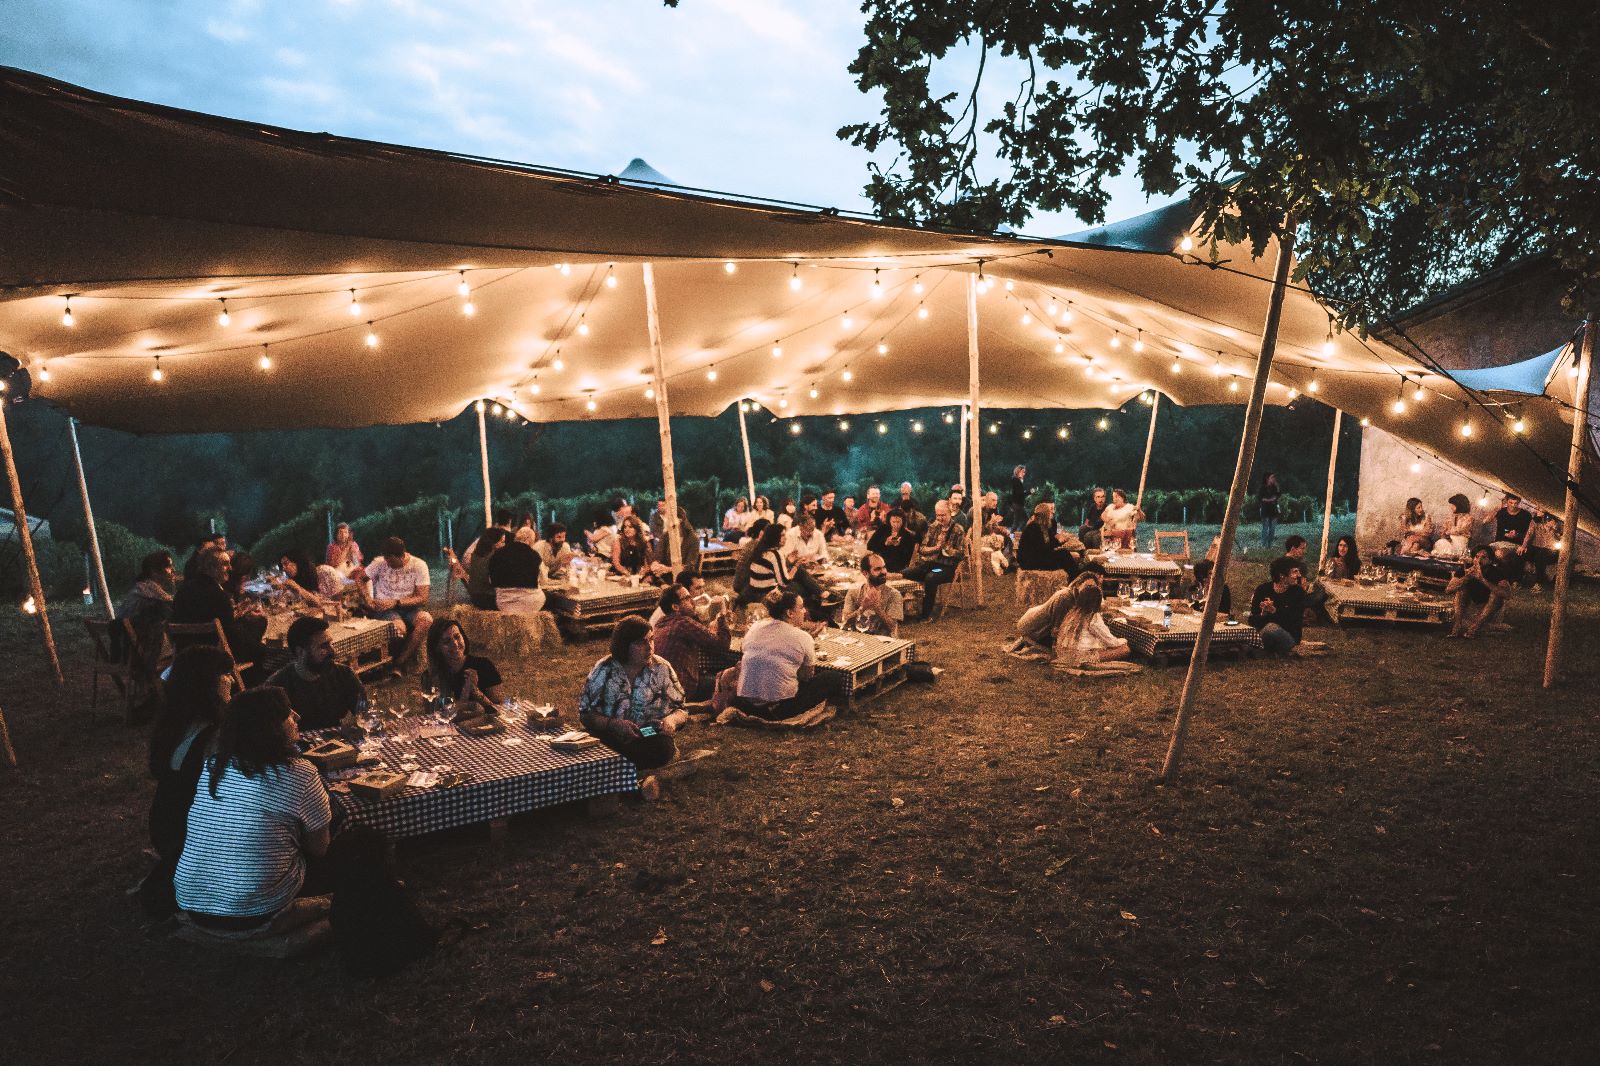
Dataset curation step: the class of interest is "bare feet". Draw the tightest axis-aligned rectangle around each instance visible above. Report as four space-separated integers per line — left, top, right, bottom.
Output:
639 776 662 802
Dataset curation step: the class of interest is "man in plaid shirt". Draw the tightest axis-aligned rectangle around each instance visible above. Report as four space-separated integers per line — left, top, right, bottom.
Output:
902 499 967 620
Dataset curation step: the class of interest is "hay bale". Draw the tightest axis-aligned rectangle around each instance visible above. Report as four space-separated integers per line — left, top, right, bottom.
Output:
443 604 562 661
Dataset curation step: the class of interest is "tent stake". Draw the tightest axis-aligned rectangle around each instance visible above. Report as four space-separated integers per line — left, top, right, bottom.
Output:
642 263 685 575
1135 392 1161 519
67 417 113 618
0 400 63 683
1160 227 1294 783
476 401 492 529
1317 409 1343 568
737 399 757 507
1543 319 1595 688
966 274 984 605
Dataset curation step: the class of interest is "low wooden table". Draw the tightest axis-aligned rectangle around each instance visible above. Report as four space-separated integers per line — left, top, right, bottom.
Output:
1370 553 1461 591
545 581 662 638
1105 603 1263 666
810 564 924 621
694 626 917 703
1097 552 1185 596
262 615 398 677
1322 579 1454 626
700 540 738 575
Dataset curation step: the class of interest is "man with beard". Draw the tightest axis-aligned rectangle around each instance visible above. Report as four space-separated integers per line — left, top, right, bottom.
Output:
266 616 365 730
841 553 904 637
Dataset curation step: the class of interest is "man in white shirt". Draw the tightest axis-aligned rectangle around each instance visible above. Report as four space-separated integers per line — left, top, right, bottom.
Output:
783 511 828 564
841 553 904 636
363 535 432 671
533 523 575 580
734 589 845 719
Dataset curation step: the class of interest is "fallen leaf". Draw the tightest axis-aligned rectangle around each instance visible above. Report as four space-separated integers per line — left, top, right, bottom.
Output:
1104 1041 1119 1049
1148 824 1162 836
1119 910 1138 921
1034 785 1051 792
1034 824 1048 832
1070 787 1083 800
1044 856 1072 877
650 928 669 946
1374 825 1388 834
759 978 775 993
1047 1014 1067 1027
890 797 905 808
534 971 558 981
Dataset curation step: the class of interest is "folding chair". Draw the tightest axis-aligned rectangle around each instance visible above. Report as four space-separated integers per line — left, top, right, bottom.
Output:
1154 530 1191 561
165 619 250 688
83 617 136 718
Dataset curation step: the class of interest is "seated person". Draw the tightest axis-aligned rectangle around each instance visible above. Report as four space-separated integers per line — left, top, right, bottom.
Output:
512 513 539 547
1322 535 1361 581
852 486 890 536
734 589 845 719
1491 492 1533 554
783 511 828 565
651 582 732 700
1051 581 1130 666
444 528 507 610
840 553 904 637
1006 572 1101 656
325 522 364 578
1188 559 1233 616
171 547 268 682
173 687 333 932
579 615 688 802
266 616 364 732
867 509 919 573
1079 487 1109 549
1399 498 1433 555
750 495 776 526
271 549 326 608
775 499 799 529
980 494 1013 575
532 523 575 581
1446 546 1515 639
1432 495 1474 558
462 512 514 566
425 619 505 720
1017 502 1082 574
1248 556 1308 655
183 532 225 582
902 499 967 620
649 571 724 626
1525 508 1559 588
140 645 234 915
723 496 755 541
116 549 177 707
490 537 545 615
815 489 850 541
585 509 619 560
742 522 824 612
895 482 929 539
1282 535 1327 613
613 515 666 584
362 536 433 670
1100 488 1143 551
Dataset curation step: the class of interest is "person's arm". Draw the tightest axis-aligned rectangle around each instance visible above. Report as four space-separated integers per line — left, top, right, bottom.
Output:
654 661 688 734
397 582 429 609
611 538 627 574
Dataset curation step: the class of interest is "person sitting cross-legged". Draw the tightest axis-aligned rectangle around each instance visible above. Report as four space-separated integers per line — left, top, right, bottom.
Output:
1446 545 1515 639
579 615 690 802
733 588 846 720
266 616 364 732
651 582 732 700
902 499 967 620
362 536 433 673
840 553 904 637
1248 556 1309 655
425 619 505 721
1051 581 1130 666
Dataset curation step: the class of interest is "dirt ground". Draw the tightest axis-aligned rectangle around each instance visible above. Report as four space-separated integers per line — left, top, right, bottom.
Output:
3 560 1597 1065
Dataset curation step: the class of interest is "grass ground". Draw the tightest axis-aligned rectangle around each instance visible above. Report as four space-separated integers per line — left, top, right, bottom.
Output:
3 529 1597 1065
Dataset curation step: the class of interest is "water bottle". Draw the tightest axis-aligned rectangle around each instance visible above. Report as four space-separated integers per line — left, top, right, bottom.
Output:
1161 602 1172 629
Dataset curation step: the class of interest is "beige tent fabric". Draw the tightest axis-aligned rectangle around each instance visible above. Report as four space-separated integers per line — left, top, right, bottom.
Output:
0 67 1592 529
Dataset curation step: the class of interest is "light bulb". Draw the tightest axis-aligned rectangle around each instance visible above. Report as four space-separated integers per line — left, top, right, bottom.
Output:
877 423 888 435
552 357 565 371
917 305 929 320
1360 416 1371 427
504 406 517 420
1229 379 1240 393
911 420 923 433
789 268 802 291
778 398 789 409
988 423 999 435
1513 417 1526 434
1308 378 1319 393
1133 331 1145 352
462 300 476 316
1179 236 1194 252
258 350 272 371
1555 539 1565 550
808 387 818 399
943 412 954 424
870 273 883 299
706 368 718 382
1097 417 1110 431
841 370 853 382
558 263 571 275
1047 299 1059 318
1321 338 1335 357
529 383 541 395
1479 493 1489 507
1021 312 1032 325
37 365 50 382
1057 427 1068 439
1212 361 1224 376
1411 460 1422 474
1460 421 1473 438
1413 385 1425 402
576 319 589 336
913 277 924 295
1055 342 1066 354
841 314 853 330
151 358 164 383
475 399 487 413
1022 428 1033 440
1003 280 1013 292
1110 333 1122 349
876 342 888 355
789 422 802 435
491 402 503 415
585 398 597 412
62 297 75 327
838 420 849 431
724 261 737 274
605 271 618 289
365 324 379 348
1061 304 1073 324
1392 398 1406 415
1171 359 1181 374
771 344 783 359
348 290 361 316
1287 387 1299 399
740 401 749 412
217 300 231 327
457 272 470 297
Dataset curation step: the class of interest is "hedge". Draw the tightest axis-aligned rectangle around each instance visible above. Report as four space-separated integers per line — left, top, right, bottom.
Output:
250 499 342 568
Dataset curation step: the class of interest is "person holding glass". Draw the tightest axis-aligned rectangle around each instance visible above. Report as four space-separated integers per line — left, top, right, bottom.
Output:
840 553 903 637
424 619 505 721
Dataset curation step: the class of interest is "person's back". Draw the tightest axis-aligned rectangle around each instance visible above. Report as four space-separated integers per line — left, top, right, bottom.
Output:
737 617 811 703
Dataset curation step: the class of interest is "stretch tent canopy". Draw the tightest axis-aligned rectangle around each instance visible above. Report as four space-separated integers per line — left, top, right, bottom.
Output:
0 67 1593 531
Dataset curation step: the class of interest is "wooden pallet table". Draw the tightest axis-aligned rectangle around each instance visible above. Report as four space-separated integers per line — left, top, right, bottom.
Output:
262 615 398 678
1105 603 1263 666
1322 579 1454 626
544 581 663 638
699 541 738 575
1096 552 1186 596
1369 553 1460 592
694 626 916 703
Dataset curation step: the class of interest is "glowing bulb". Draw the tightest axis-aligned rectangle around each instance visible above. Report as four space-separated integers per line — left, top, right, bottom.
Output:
1392 398 1406 415
1097 417 1110 431
1061 304 1073 324
151 358 164 383
462 300 476 316
217 299 231 327
841 370 853 382
1179 236 1194 252
911 420 923 433
585 398 597 412
808 387 819 399
1360 416 1371 427
1057 426 1068 440
552 357 565 371
789 268 802 291
457 272 470 297
605 271 618 289
1110 333 1122 349
348 290 361 316
1321 337 1335 357
870 272 883 299
1022 428 1033 440
22 596 36 615
1212 361 1224 377
62 297 75 327
771 344 783 359
739 401 749 412
913 277 924 295
789 422 802 435
917 305 929 320
258 349 272 371
504 406 517 421
1513 417 1526 434
645 387 656 399
1479 493 1489 507
1055 342 1066 354
365 324 379 348
1133 331 1145 353
1171 359 1181 374
838 420 849 431
1020 312 1032 325
1003 280 1014 292
529 383 541 395
576 318 590 336
943 412 954 424
841 314 853 330
1411 460 1422 474
1460 420 1474 438
37 365 50 382
1308 378 1320 393
491 402 503 415
1229 379 1240 393
877 423 889 435
778 398 789 409
1554 539 1564 550
706 368 718 382
1413 384 1425 402
1047 299 1059 318
876 342 888 355
475 400 486 413
558 263 571 276
988 423 999 435
1288 388 1298 400
724 261 737 274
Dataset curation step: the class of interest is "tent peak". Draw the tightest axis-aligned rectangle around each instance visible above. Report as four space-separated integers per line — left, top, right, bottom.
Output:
617 157 680 188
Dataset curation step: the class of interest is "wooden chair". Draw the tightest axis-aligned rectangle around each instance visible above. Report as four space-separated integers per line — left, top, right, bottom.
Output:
83 617 137 718
934 556 979 618
1154 530 1191 561
164 619 250 688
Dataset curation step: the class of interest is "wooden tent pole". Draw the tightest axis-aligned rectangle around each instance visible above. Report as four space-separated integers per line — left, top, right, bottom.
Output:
1160 227 1294 783
967 273 985 605
1317 409 1343 568
1543 319 1595 688
1135 392 1160 515
0 400 63 683
642 263 684 575
476 401 492 528
957 404 968 492
737 399 757 505
0 704 16 768
67 418 113 618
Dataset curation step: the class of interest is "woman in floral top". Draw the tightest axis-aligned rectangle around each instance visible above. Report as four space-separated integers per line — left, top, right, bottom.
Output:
578 615 687 801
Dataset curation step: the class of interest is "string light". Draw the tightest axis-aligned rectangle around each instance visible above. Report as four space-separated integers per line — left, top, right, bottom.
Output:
552 355 565 371
723 261 737 274
1020 311 1032 325
348 290 361 316
1479 492 1490 507
912 275 924 296
1512 416 1526 434
1411 458 1422 474
771 344 783 359
217 299 231 327
778 398 789 409
457 271 470 297
1047 297 1059 318
841 313 854 330
1056 426 1069 440
1180 236 1194 252
808 386 819 399
911 420 924 433
1459 419 1474 438
151 356 164 383
1360 416 1371 427
365 323 379 348
1097 417 1110 431
1055 341 1066 354
841 369 853 382
1061 301 1073 324
462 297 476 316
987 422 999 435
789 422 802 435
576 316 590 337
585 398 598 412
1287 388 1299 400
605 267 618 289
877 422 889 435
917 304 929 320
1110 332 1122 349
529 382 541 395
1133 330 1145 353
706 368 718 382
870 270 883 300
838 419 850 432
1391 379 1406 415
645 387 655 400
1003 280 1014 292
876 342 889 356
491 402 503 415
37 364 50 382
1228 379 1240 393
558 263 572 276
475 400 486 413
257 345 272 371
740 401 750 412
789 264 802 291
1307 377 1320 393
1413 382 1426 403
942 411 955 424
504 406 517 421
1170 358 1182 374
62 296 75 327
1212 357 1224 376
1021 428 1033 440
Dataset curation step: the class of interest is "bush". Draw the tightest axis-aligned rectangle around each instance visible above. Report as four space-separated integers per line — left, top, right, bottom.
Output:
349 495 457 561
250 499 341 568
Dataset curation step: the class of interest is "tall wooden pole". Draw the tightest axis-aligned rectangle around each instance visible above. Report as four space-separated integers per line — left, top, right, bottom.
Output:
67 418 113 618
957 404 969 492
1135 392 1161 515
1543 320 1595 688
0 401 63 683
966 274 985 605
737 399 757 505
1317 409 1343 568
642 263 684 574
476 401 492 528
1160 227 1294 783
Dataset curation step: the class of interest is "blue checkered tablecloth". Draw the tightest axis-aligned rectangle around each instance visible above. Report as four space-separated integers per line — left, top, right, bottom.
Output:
307 723 638 839
1099 553 1184 579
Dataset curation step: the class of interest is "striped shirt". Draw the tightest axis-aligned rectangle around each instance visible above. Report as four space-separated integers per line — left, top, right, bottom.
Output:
174 757 331 919
745 549 792 594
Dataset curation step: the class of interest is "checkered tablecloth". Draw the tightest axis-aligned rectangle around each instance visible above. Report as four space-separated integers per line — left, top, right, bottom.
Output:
1323 580 1454 619
1107 607 1263 659
693 627 915 700
544 583 661 619
307 723 638 840
1098 553 1184 579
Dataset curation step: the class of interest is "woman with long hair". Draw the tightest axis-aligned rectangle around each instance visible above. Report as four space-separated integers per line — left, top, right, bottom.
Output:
722 496 753 541
425 618 505 719
325 522 364 576
612 515 659 581
867 508 919 573
1432 494 1473 558
1100 488 1143 551
1400 497 1432 554
751 494 775 526
1052 581 1130 666
1325 535 1362 580
445 527 507 610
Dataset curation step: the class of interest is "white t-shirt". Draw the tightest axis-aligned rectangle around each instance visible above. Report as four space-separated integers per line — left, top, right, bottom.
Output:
1056 613 1126 661
737 617 815 702
784 526 827 560
724 508 754 532
1102 503 1139 532
367 554 430 602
